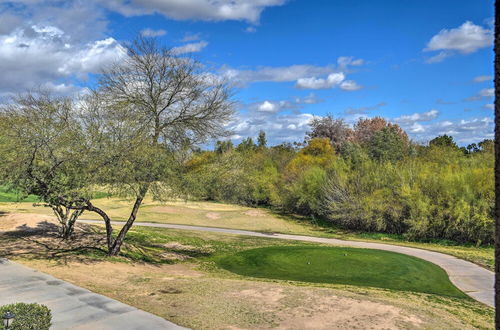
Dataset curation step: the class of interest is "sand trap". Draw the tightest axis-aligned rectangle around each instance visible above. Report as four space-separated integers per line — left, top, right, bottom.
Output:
206 212 221 220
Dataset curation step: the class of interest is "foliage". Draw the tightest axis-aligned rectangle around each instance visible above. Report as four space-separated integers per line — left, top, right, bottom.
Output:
0 303 51 330
306 115 352 151
184 125 494 245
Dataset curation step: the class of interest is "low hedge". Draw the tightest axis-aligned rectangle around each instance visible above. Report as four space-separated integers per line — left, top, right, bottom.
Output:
0 303 51 330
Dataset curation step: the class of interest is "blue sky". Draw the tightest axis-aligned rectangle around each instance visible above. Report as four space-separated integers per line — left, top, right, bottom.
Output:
0 0 494 145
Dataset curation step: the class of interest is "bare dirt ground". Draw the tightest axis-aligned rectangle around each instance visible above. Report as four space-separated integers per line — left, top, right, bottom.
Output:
0 213 493 329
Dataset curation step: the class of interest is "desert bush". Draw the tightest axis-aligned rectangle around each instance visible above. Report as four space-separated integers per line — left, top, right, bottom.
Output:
0 303 51 330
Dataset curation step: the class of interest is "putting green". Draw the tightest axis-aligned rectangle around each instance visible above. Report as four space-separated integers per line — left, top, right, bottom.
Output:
216 246 467 298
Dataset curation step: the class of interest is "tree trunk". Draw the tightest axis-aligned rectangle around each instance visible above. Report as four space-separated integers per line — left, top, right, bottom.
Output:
108 185 149 256
495 1 500 327
84 201 114 251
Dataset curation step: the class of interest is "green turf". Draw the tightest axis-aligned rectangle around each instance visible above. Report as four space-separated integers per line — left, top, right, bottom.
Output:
216 246 467 298
0 186 39 203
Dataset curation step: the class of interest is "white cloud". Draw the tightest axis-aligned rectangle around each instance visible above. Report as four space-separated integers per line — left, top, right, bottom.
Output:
140 28 167 37
340 80 362 91
220 64 335 86
0 25 126 93
101 0 287 23
394 109 440 124
245 26 257 33
483 103 494 110
229 111 314 144
473 75 493 83
393 112 493 145
425 21 492 53
337 56 364 68
424 21 493 63
171 40 208 54
425 51 452 63
465 88 494 101
258 100 277 112
249 94 322 113
181 33 201 42
296 72 345 89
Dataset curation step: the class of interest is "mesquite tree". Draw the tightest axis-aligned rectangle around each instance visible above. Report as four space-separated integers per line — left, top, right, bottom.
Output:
77 37 234 255
0 92 88 239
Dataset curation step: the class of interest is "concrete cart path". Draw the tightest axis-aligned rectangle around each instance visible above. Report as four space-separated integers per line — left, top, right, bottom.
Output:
0 259 187 330
80 219 495 307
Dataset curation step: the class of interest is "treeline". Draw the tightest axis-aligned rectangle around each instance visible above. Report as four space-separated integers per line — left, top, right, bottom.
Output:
184 116 494 245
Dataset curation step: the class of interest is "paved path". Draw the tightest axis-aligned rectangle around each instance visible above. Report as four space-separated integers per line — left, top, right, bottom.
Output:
80 220 495 307
0 259 187 329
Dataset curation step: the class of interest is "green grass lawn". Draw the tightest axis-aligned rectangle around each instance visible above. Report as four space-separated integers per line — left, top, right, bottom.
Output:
0 186 39 203
216 246 467 298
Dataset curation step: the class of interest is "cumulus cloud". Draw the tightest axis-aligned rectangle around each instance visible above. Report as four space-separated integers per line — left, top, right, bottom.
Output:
296 72 345 89
171 40 208 54
424 21 493 63
340 80 362 91
406 117 493 145
140 28 167 37
229 111 314 144
101 0 287 23
394 109 440 125
249 93 322 113
0 25 126 93
473 75 493 83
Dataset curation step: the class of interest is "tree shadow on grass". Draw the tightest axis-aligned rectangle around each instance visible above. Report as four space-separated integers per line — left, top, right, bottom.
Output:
0 221 108 265
0 219 215 266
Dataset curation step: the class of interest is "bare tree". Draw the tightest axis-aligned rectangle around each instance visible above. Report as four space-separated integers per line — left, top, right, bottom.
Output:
306 114 353 152
78 37 234 255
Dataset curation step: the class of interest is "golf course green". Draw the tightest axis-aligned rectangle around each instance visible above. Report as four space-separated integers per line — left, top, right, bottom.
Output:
216 246 467 298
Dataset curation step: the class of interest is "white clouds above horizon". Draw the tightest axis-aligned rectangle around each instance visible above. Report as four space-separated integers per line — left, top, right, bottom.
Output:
296 72 345 89
171 40 208 54
473 75 493 83
140 28 167 37
0 25 126 94
425 21 493 63
100 0 287 23
465 88 494 101
394 109 440 125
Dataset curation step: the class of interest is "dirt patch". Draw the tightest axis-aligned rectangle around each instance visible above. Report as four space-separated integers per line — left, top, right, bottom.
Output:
0 213 56 231
206 212 221 220
243 209 267 217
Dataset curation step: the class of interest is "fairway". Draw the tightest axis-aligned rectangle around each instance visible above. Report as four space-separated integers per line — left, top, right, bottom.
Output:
216 246 467 298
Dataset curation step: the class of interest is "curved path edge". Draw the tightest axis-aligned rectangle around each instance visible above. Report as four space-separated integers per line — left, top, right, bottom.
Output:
80 219 494 307
0 258 187 329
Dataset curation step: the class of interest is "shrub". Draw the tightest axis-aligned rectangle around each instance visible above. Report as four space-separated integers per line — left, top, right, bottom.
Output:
0 303 51 330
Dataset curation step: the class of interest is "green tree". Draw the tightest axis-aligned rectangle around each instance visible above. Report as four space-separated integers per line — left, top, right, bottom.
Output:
257 130 267 148
0 92 88 239
368 126 406 162
429 134 458 149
